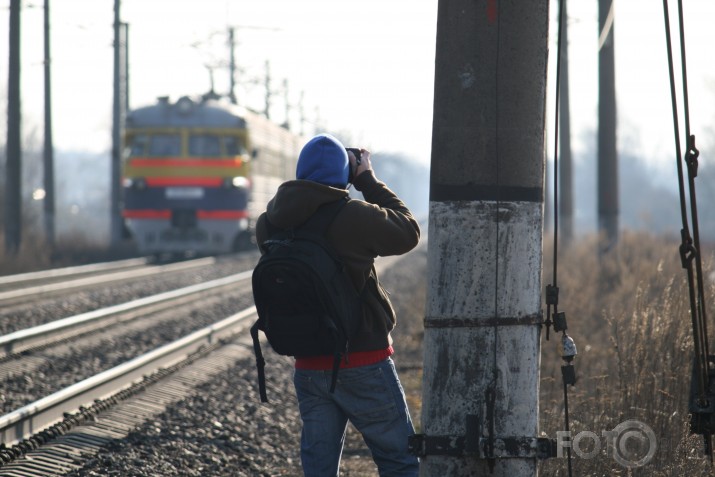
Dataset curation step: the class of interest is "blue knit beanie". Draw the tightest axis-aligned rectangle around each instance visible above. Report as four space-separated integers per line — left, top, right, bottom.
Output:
296 134 349 188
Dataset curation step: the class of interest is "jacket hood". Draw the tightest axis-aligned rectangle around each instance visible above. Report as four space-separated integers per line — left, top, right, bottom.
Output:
265 180 349 229
295 134 349 188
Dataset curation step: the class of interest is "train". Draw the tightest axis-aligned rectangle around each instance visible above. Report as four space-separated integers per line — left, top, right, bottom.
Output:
120 94 303 258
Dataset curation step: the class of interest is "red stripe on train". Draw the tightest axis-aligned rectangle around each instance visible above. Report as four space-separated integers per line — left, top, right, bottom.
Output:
145 177 223 187
197 210 249 219
122 210 249 220
122 210 171 219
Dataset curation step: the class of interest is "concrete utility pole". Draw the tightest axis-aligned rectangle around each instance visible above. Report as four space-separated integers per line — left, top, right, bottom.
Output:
43 0 56 249
559 0 574 248
419 1 549 475
5 0 22 255
597 0 618 253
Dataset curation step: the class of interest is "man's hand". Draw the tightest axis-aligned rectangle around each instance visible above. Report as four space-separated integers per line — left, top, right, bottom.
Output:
348 148 372 179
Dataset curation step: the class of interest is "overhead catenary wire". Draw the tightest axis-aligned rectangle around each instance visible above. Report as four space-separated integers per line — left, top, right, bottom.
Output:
486 4 503 471
547 0 575 476
663 0 707 403
662 0 713 458
675 0 710 381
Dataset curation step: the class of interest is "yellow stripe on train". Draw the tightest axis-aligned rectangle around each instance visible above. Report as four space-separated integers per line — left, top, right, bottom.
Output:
123 156 251 178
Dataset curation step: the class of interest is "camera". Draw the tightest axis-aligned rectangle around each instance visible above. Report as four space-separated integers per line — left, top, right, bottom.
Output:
345 147 362 163
346 148 362 183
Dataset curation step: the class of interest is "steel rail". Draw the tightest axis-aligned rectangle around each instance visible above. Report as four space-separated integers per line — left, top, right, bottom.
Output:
0 256 220 305
0 269 253 358
0 257 149 288
0 306 257 446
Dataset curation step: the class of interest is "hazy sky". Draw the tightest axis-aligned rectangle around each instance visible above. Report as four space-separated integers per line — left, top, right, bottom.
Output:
1 0 715 170
563 0 715 177
0 0 437 163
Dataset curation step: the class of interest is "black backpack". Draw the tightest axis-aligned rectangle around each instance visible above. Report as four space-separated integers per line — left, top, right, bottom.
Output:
250 198 363 402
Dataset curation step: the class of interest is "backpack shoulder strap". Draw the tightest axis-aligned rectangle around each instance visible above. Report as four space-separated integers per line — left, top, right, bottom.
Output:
299 197 349 236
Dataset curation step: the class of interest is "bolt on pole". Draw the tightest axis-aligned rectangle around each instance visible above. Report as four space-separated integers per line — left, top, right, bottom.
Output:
421 1 549 475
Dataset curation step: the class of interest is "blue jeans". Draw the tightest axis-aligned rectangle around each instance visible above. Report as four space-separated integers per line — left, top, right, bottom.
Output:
293 357 419 476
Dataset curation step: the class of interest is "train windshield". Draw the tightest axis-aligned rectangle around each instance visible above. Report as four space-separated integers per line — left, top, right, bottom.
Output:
125 132 247 158
189 135 221 157
126 134 180 158
128 135 148 157
225 136 247 156
188 134 246 157
148 134 181 157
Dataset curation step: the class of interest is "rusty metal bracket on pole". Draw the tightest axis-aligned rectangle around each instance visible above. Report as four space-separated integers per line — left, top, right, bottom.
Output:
689 355 715 440
423 312 544 329
408 414 557 460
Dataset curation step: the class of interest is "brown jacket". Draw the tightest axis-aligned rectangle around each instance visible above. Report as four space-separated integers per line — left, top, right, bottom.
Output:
255 170 420 352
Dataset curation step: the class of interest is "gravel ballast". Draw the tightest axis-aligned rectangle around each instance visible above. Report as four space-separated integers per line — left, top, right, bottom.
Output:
63 245 428 476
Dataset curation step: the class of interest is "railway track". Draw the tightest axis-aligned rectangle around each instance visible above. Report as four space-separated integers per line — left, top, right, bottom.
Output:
0 256 219 306
0 254 260 475
0 257 147 289
0 257 155 290
0 270 252 359
0 307 257 454
0 253 258 338
0 253 406 475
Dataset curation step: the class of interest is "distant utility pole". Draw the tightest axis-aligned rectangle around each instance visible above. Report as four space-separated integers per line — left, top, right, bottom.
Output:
559 0 574 248
419 1 549 475
110 0 125 247
225 25 281 107
5 0 22 255
598 0 618 253
43 0 56 249
228 27 237 104
122 22 129 112
282 79 290 130
299 91 306 136
264 60 271 119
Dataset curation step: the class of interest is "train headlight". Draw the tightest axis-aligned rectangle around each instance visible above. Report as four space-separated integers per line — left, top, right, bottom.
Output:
122 177 147 189
225 176 250 189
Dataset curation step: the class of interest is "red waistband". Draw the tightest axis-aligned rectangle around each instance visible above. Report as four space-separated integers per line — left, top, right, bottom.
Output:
295 346 394 370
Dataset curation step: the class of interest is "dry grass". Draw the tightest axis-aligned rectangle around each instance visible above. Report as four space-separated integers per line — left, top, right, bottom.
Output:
0 232 138 275
343 232 715 475
539 231 715 476
0 232 56 274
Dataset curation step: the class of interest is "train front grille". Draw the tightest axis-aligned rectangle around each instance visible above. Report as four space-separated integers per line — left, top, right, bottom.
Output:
171 209 197 229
